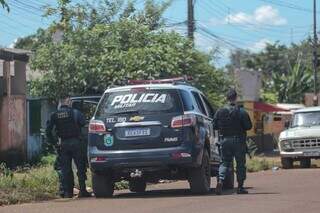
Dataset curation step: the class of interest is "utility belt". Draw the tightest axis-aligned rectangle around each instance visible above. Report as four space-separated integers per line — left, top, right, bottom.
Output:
220 132 243 137
219 134 245 141
58 134 81 141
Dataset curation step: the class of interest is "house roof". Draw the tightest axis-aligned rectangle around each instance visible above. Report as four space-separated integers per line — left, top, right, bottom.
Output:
276 103 305 111
254 102 289 112
295 106 320 113
0 48 31 62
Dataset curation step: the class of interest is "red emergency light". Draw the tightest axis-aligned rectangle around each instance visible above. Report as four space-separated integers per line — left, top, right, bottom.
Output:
127 76 193 85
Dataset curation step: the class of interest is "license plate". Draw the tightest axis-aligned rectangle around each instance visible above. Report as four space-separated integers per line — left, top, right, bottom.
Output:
125 128 151 137
303 151 320 157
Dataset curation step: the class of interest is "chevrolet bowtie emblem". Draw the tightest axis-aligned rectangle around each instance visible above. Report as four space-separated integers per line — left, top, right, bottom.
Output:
130 116 145 122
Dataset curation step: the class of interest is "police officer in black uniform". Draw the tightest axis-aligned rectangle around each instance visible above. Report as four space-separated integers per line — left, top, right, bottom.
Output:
213 89 252 195
46 96 91 198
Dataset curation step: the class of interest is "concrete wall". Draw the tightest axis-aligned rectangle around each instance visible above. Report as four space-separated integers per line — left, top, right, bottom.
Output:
0 59 27 166
26 99 56 160
234 69 262 101
0 96 27 166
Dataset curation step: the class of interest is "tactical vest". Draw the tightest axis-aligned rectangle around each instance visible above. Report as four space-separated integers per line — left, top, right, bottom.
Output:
53 107 80 139
217 105 243 136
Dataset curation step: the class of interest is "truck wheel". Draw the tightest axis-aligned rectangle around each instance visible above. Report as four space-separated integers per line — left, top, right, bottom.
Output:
223 163 234 190
281 157 293 169
189 150 211 194
300 158 311 168
92 172 114 198
129 179 147 193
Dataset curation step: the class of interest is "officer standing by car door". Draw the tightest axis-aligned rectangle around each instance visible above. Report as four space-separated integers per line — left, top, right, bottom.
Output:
46 96 91 198
213 89 252 195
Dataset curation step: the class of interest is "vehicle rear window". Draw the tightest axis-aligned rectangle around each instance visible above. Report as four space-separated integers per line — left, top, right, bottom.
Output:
191 91 207 115
179 90 194 111
96 89 183 116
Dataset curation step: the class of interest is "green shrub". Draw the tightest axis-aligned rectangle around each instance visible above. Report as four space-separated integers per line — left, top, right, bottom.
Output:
247 157 280 173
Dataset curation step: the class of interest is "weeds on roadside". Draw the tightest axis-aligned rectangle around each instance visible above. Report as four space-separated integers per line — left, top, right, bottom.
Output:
0 155 128 206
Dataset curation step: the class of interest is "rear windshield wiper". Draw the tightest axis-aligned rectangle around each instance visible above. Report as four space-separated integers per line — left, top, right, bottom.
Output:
108 110 141 115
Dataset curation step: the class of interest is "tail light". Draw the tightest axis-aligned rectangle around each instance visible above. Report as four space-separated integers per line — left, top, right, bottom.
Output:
90 156 107 162
89 119 106 133
171 114 196 128
171 152 192 160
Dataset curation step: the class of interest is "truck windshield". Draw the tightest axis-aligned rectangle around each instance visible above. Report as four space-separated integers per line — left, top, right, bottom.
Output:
292 112 320 127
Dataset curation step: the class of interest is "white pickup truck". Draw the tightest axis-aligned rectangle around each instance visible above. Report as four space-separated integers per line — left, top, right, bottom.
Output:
279 107 320 169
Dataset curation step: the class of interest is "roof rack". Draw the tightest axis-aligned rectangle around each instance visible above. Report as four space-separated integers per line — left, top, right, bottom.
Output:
127 76 193 85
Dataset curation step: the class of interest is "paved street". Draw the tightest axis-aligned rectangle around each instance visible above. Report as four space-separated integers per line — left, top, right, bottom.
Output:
1 168 320 213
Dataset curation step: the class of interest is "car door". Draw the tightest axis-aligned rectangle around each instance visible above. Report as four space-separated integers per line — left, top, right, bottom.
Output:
199 94 220 163
191 91 212 155
71 99 100 139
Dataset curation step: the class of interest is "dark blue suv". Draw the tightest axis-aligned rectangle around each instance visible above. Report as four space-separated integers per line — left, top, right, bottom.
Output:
88 79 233 197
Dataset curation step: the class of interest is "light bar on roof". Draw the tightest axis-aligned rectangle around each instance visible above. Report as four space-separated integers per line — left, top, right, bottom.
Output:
127 76 193 85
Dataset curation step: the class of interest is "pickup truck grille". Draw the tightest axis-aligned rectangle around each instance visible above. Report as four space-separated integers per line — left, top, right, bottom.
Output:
292 138 320 149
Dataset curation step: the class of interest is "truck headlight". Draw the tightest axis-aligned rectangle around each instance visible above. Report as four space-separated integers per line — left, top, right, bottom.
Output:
281 140 292 149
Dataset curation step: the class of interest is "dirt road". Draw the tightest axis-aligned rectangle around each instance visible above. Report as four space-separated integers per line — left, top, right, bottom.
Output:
1 169 320 213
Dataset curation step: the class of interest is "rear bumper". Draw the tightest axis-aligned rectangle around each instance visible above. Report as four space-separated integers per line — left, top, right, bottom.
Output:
89 146 196 172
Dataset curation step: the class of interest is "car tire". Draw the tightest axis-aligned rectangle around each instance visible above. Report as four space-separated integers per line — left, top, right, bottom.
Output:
129 179 147 193
92 172 114 198
189 150 211 194
281 157 293 169
223 162 235 190
300 158 311 168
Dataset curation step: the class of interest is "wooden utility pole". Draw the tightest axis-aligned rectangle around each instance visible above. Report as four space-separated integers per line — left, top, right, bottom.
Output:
188 0 195 43
313 0 318 106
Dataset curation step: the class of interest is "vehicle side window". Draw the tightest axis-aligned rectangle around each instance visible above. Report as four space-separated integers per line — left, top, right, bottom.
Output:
82 102 98 122
72 101 82 111
191 91 207 116
201 94 215 118
179 90 194 111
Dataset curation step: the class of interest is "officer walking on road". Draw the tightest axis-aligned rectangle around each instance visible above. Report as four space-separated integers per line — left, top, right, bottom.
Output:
213 89 252 195
46 96 91 198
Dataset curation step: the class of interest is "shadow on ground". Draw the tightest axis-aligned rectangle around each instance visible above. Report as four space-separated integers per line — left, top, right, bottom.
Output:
111 187 279 199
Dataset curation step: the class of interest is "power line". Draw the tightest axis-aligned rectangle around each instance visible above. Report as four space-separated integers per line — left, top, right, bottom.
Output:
199 0 311 42
257 0 317 14
197 23 242 49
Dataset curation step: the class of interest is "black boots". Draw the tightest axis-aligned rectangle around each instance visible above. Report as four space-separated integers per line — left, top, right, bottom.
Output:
237 186 248 194
78 190 92 198
215 180 223 195
216 180 248 195
78 182 92 198
237 182 248 194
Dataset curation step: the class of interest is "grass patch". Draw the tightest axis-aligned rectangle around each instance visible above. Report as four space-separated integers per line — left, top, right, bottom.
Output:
0 155 128 206
247 156 281 173
0 163 58 206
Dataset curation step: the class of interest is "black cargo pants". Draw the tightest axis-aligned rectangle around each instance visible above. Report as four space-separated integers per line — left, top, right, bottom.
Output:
60 138 87 194
218 136 247 186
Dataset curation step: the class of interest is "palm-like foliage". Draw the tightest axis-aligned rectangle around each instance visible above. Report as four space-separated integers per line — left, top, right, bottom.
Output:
272 53 312 103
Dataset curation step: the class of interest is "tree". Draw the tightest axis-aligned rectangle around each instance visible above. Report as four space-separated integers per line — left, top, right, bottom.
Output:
227 41 314 103
28 20 229 107
19 0 229 107
271 53 312 103
0 0 9 12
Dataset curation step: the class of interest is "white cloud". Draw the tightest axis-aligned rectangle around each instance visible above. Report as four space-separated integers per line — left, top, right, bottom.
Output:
250 38 272 52
226 5 287 26
8 38 18 48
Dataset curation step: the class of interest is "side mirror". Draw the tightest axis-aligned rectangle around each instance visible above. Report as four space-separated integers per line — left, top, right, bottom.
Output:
284 121 290 129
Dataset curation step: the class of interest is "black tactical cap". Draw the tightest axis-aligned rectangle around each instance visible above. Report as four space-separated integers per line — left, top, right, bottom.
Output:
226 88 237 101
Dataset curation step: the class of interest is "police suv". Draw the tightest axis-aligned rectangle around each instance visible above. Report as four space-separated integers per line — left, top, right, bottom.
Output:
88 78 233 197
